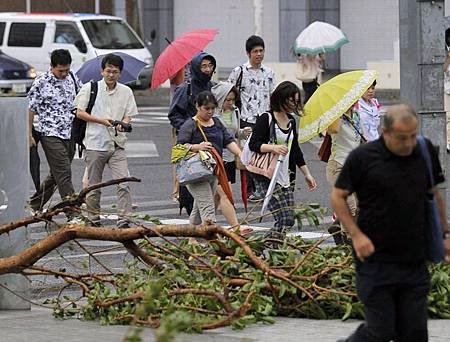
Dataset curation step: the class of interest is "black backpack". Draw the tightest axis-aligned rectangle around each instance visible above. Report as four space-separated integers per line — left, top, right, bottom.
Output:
71 80 98 158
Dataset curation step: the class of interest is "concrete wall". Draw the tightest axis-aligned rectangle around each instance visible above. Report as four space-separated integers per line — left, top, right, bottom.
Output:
0 97 30 309
173 0 279 75
340 0 399 69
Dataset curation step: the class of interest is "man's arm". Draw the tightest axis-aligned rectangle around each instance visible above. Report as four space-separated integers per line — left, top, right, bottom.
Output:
331 187 375 261
28 109 36 147
432 187 450 262
76 108 111 127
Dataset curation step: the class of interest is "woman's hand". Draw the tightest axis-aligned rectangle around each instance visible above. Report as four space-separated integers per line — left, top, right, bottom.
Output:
304 174 317 191
272 144 288 155
197 141 213 151
242 127 252 137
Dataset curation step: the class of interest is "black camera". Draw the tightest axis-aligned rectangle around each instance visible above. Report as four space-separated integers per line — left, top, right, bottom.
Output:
111 120 132 133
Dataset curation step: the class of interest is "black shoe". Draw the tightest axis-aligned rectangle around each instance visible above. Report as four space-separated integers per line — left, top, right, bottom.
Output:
328 223 345 245
89 219 102 227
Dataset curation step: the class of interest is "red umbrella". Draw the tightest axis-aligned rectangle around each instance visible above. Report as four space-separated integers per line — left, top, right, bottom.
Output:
151 28 219 89
240 170 248 212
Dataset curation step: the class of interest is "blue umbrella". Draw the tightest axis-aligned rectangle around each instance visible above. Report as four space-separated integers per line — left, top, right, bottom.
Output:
76 52 147 84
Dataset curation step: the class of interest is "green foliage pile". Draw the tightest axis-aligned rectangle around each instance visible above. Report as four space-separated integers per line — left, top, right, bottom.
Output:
50 234 450 333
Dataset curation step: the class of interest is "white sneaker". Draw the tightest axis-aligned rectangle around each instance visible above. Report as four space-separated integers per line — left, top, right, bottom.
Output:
67 217 85 225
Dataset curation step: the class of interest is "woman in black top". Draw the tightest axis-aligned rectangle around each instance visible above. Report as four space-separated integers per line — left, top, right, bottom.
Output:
177 91 241 226
249 81 316 236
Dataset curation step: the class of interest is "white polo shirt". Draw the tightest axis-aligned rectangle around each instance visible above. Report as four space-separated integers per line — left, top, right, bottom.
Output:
74 79 138 151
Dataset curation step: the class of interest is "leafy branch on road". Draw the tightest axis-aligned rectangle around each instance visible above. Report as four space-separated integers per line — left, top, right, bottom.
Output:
0 178 449 340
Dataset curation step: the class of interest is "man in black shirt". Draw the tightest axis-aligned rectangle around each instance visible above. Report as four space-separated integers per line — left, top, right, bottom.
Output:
331 104 450 342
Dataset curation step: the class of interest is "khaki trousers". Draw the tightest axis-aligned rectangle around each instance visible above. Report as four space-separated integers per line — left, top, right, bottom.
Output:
326 159 358 217
186 178 218 225
85 148 132 221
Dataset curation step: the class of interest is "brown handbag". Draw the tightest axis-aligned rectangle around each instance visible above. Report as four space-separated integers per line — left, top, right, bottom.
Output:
318 134 332 162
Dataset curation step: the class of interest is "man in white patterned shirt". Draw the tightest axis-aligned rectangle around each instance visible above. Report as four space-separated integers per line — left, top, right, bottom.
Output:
28 49 82 217
228 35 275 200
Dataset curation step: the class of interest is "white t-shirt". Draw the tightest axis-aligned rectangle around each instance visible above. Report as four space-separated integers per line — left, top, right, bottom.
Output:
274 124 293 188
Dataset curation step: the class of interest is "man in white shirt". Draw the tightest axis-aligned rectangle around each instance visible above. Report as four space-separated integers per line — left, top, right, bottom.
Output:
228 35 275 200
75 54 138 228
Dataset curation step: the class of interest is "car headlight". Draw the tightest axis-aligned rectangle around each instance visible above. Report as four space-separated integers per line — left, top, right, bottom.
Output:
27 67 37 79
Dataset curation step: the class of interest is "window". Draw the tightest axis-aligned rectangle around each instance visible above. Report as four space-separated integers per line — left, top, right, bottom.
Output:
54 21 83 44
0 23 5 45
8 23 45 47
81 19 143 49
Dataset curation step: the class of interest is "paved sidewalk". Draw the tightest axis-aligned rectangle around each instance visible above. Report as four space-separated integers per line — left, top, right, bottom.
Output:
0 306 448 342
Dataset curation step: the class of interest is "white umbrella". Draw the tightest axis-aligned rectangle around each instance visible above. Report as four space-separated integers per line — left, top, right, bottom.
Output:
260 120 295 217
294 21 348 55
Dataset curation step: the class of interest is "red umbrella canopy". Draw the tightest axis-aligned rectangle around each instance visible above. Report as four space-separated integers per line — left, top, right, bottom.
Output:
151 28 219 89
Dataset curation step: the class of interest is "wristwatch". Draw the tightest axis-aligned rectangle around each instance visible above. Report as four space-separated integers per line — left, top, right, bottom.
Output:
444 230 450 239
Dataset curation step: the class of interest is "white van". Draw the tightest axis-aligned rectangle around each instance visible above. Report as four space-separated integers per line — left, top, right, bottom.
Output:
0 12 154 88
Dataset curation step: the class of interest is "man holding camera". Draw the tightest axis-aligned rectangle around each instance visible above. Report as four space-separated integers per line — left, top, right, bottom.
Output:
75 53 138 228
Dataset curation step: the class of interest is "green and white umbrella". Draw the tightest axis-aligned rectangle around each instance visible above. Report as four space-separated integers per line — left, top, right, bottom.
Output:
294 21 349 55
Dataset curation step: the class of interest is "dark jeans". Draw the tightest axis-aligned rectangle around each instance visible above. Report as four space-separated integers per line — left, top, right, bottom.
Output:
344 261 430 342
239 119 257 195
29 136 75 211
30 127 41 192
302 79 319 104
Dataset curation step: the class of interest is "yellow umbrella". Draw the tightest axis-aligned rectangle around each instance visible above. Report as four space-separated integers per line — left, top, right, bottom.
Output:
298 70 379 143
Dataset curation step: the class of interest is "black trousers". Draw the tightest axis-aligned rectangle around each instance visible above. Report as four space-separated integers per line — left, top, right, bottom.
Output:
344 261 430 342
239 119 257 195
30 127 41 192
302 79 319 104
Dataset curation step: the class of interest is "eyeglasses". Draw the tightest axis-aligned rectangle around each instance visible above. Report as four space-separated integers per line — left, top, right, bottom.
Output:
104 69 120 75
200 63 214 71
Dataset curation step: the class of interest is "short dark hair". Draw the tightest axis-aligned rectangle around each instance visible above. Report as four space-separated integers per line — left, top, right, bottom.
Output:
270 81 302 114
195 91 218 107
101 53 124 71
246 35 265 53
50 49 72 67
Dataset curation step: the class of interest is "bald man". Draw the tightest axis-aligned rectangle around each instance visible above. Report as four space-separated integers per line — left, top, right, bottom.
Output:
331 104 450 342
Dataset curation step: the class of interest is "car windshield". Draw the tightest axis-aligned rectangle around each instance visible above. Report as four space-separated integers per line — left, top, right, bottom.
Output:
81 19 144 49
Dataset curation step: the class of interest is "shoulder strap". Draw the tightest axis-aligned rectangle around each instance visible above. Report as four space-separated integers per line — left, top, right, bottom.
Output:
186 79 192 102
342 114 367 143
85 81 98 114
417 136 435 187
266 111 277 144
235 65 244 90
69 71 79 94
193 116 208 142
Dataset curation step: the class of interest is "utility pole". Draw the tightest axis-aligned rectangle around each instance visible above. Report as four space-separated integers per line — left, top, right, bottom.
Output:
399 0 447 186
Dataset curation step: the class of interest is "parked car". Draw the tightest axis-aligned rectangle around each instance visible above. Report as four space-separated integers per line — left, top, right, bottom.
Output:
0 13 154 89
0 50 36 94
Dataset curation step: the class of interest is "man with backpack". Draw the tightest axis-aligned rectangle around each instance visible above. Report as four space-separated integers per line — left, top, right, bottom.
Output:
228 35 276 201
74 53 138 228
28 49 82 220
168 52 217 213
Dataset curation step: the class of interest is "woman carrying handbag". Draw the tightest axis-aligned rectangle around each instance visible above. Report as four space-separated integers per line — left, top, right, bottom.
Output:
249 81 316 238
177 91 241 227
